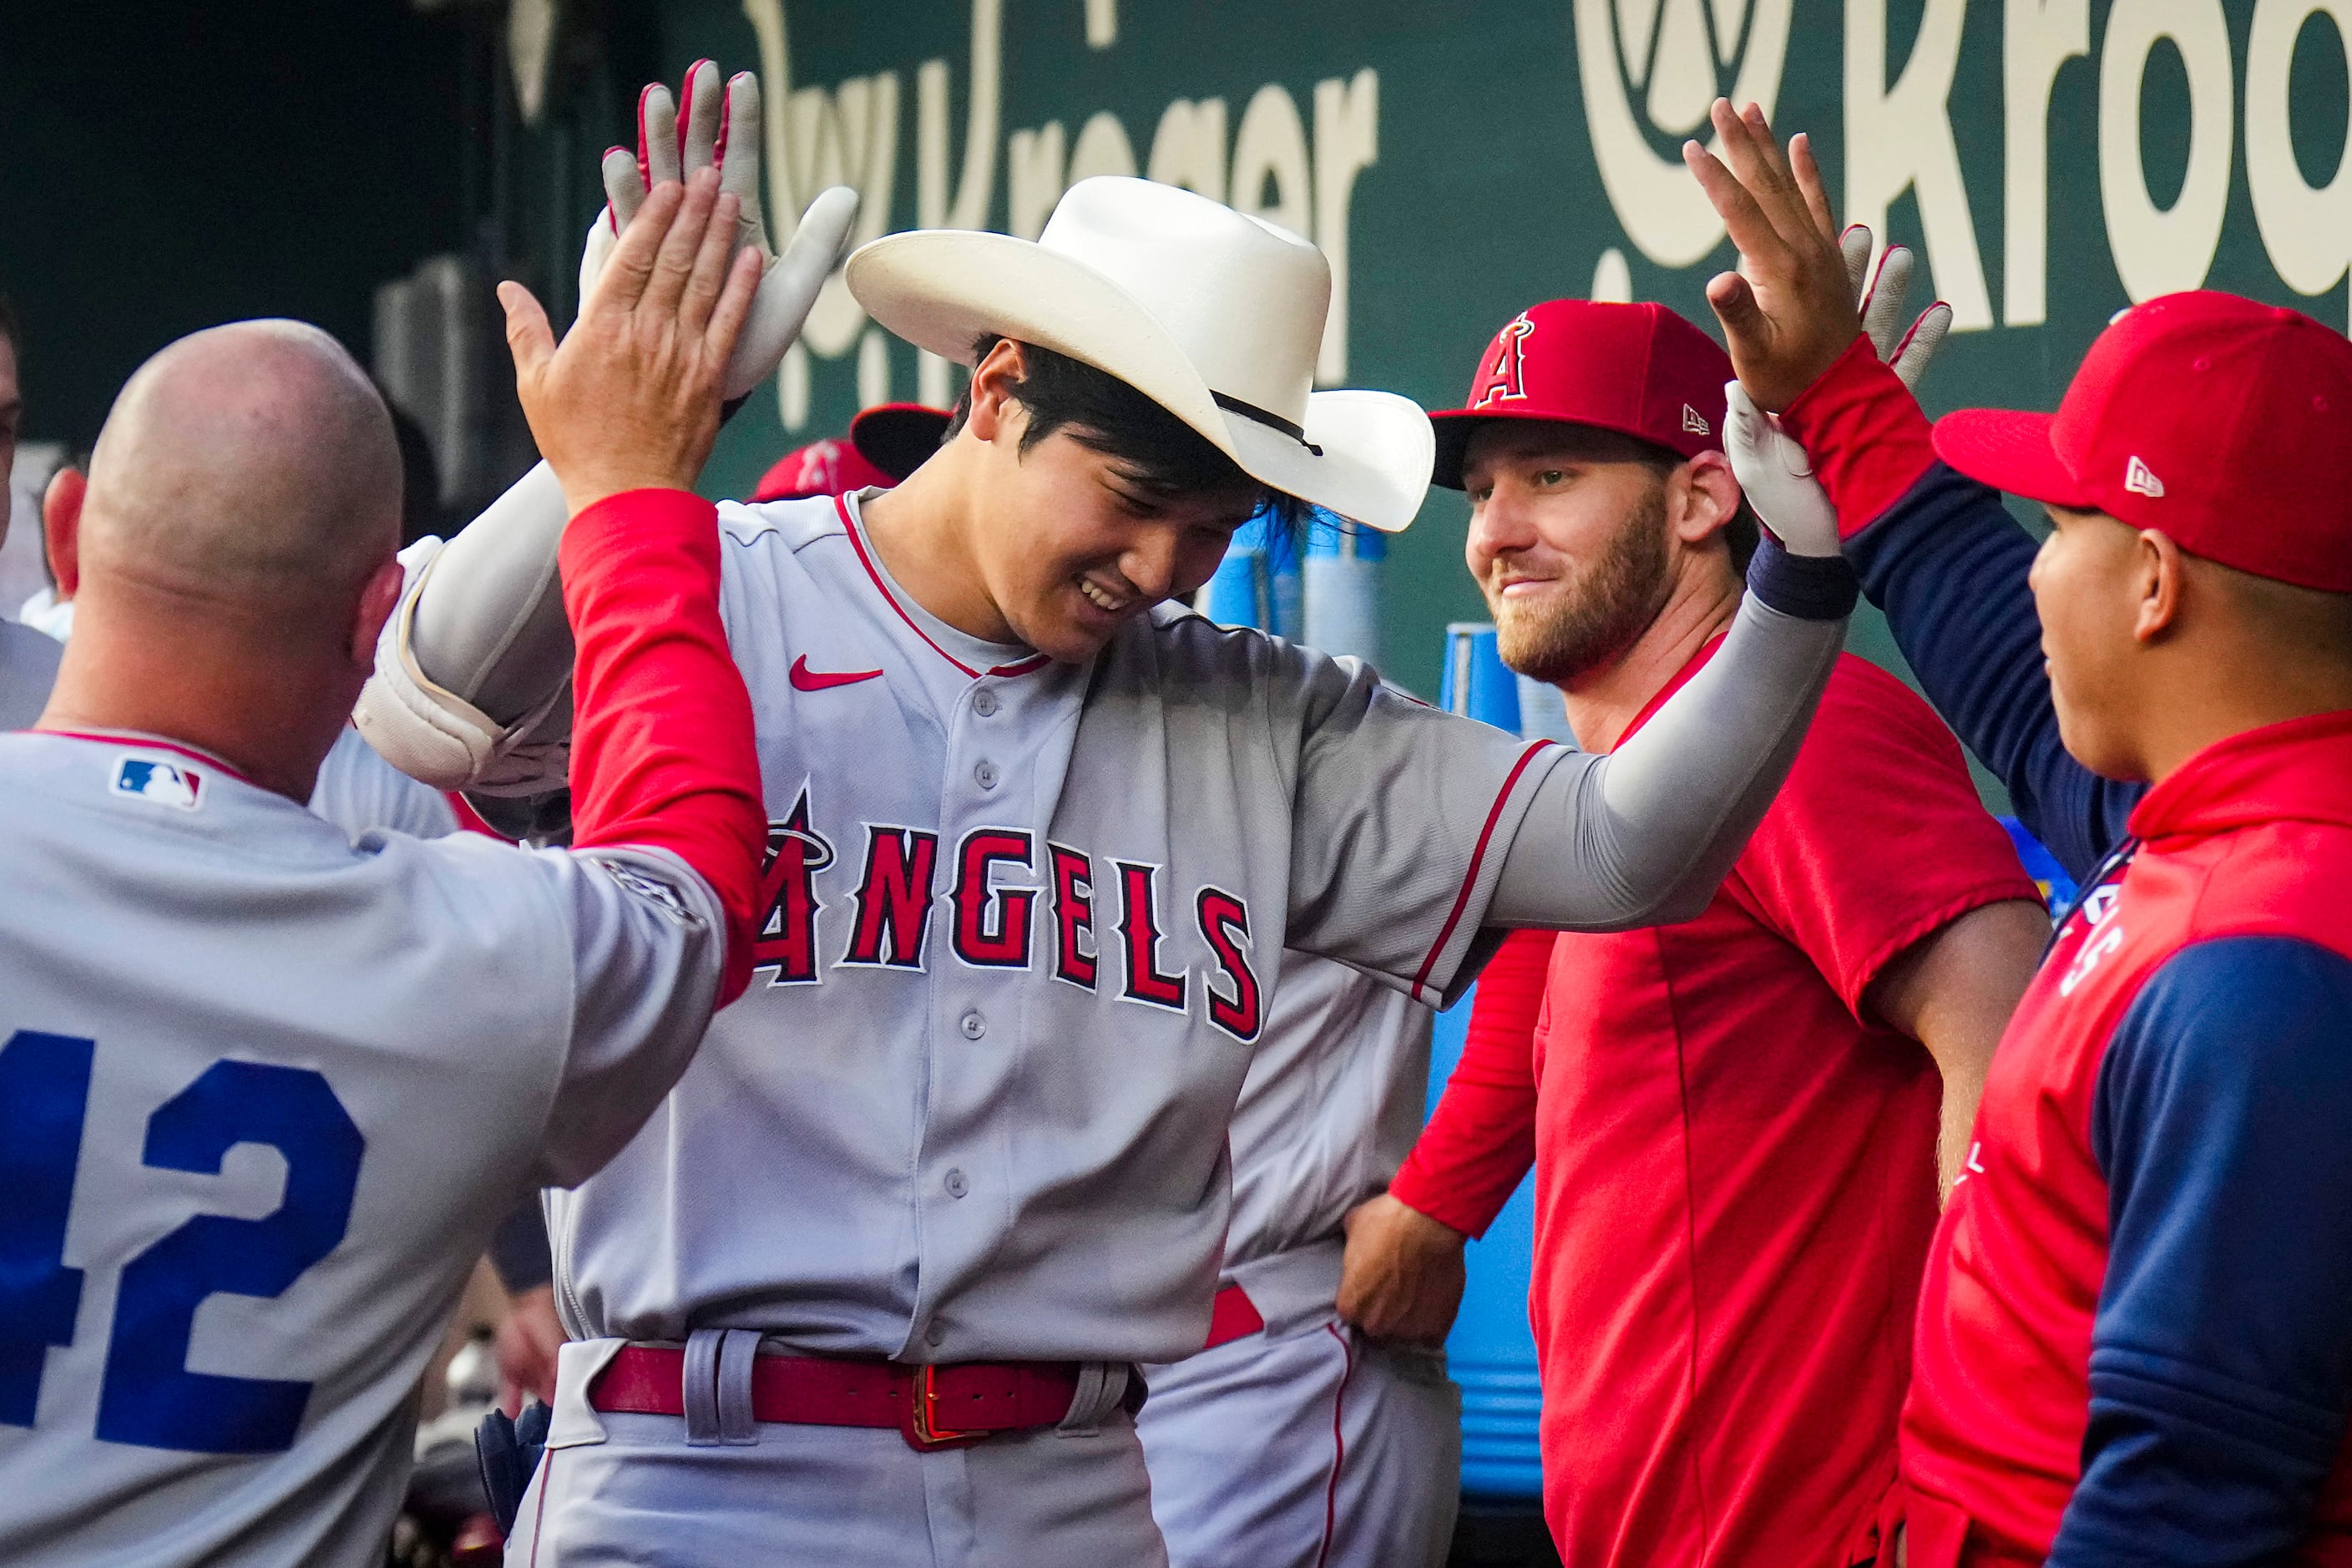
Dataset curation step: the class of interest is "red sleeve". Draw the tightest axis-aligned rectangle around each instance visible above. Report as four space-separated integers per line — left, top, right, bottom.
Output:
1778 333 1940 539
1729 655 2043 1019
1388 928 1551 1238
561 488 765 1007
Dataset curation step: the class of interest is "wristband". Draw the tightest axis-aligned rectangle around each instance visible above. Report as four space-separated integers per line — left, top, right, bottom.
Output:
1745 535 1859 620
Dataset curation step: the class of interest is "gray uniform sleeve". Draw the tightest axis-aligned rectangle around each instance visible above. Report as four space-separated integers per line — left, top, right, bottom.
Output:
1485 589 1844 931
1286 540 1852 1008
527 842 726 1188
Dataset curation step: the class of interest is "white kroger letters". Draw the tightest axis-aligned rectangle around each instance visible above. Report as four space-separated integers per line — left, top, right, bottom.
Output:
1149 98 1232 204
914 0 1004 404
2004 0 2092 326
1233 86 1313 243
1313 69 1378 383
2246 0 2352 328
1844 0 1994 331
2098 0 2234 301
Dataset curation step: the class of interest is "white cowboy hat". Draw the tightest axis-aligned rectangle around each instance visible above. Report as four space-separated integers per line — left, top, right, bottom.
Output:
844 176 1431 530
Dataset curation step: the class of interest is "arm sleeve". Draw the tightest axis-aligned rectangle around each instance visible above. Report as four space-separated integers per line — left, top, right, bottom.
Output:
2050 937 2352 1567
1779 339 2142 882
1387 928 1550 1238
1485 541 1853 933
1731 660 2042 1017
559 488 765 1004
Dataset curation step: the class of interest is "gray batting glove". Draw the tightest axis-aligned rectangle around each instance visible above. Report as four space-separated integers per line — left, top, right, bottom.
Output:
1724 380 1840 559
579 59 857 402
1837 225 1952 392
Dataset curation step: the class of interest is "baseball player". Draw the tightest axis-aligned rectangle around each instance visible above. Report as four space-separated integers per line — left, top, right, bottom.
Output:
359 65 1860 1565
0 169 778 1565
1338 289 2048 1568
757 403 1463 1566
1692 102 2352 1566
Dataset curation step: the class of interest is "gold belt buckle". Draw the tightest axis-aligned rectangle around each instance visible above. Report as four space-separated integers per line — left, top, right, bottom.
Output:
903 1364 983 1451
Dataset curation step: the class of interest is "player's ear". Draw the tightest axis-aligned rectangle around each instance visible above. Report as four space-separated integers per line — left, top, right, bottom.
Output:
42 466 85 597
965 340 1027 446
1675 452 1742 546
349 555 405 670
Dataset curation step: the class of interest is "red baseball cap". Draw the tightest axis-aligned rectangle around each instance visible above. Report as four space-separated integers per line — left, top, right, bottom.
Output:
1429 301 1733 490
751 403 953 502
1934 291 2352 593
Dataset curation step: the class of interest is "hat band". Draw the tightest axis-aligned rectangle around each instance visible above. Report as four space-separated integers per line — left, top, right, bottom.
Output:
1213 391 1323 458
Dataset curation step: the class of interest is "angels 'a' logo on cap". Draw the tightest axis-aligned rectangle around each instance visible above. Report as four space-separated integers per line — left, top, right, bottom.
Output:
2124 456 2166 498
1682 404 1711 436
1469 315 1536 408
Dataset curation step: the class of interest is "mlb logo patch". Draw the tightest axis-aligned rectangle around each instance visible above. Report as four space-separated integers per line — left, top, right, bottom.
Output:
112 755 205 811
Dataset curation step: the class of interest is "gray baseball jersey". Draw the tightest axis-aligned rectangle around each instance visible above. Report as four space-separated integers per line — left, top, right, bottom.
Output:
547 492 1565 1365
1222 949 1428 1268
308 724 459 842
0 731 722 1566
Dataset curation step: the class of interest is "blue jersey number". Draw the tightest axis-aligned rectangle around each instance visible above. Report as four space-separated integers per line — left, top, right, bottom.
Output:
0 1031 364 1453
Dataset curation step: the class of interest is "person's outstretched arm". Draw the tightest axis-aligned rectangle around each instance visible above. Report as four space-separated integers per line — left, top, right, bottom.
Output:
354 68 853 795
1778 338 2142 880
492 168 771 1189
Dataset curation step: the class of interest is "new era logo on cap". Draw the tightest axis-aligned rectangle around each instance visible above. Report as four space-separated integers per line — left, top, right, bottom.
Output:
1682 404 1711 436
2124 456 2165 498
112 756 203 810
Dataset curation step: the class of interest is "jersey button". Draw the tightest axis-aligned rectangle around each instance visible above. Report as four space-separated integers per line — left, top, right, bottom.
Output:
959 1010 987 1039
926 1322 947 1347
974 761 999 790
974 690 999 717
944 1167 969 1198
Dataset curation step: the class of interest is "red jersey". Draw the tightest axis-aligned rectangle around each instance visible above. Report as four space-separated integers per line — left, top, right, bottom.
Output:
1900 713 2352 1567
1393 645 2037 1568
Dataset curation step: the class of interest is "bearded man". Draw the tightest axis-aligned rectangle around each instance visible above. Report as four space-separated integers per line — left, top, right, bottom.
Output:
1338 298 2051 1568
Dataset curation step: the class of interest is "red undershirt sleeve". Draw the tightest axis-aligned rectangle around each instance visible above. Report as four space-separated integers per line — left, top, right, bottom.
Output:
1388 927 1552 1238
1778 334 1941 540
560 488 766 1006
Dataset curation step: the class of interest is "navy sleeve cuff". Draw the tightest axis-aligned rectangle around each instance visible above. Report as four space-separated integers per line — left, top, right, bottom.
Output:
1745 535 1859 620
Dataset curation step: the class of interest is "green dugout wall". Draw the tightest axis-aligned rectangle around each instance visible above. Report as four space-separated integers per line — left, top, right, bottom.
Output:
559 0 2349 702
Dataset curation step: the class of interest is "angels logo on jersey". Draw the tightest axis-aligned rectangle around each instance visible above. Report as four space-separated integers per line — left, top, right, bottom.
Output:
753 787 835 984
750 785 1264 1041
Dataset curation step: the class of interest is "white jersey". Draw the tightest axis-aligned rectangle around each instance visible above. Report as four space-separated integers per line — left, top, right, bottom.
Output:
0 615 61 731
0 731 723 1566
308 724 458 842
548 492 1560 1365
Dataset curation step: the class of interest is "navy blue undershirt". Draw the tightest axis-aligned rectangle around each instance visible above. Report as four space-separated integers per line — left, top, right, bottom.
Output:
1847 465 2352 1565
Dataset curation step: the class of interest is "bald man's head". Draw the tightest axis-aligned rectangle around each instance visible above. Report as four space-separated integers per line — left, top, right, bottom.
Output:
81 320 400 625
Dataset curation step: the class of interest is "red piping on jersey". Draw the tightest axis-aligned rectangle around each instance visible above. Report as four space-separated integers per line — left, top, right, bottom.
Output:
833 493 1052 680
38 729 255 785
1314 1323 1357 1568
1409 739 1555 1004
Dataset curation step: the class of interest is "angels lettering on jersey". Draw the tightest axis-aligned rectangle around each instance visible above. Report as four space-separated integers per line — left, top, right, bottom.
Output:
750 782 1263 1042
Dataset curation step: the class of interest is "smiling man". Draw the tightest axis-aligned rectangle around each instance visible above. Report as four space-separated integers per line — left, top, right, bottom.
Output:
1339 298 2048 1568
355 67 1874 1565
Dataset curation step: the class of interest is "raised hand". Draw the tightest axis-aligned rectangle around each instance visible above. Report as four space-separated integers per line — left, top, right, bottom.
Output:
579 61 857 402
1682 100 1859 411
502 167 761 515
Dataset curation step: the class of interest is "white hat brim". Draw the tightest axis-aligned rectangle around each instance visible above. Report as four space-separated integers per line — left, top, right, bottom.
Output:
846 229 1429 530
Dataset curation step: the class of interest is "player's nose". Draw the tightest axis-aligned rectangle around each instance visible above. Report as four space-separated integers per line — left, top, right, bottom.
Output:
1118 531 1184 603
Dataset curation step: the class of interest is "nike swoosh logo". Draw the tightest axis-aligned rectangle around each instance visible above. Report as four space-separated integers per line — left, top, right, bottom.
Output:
790 655 885 691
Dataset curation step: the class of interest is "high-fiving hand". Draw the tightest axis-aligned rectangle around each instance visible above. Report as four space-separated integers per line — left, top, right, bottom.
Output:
501 167 761 516
1682 101 1863 411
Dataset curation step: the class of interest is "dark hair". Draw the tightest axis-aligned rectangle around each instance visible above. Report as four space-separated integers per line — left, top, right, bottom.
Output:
944 337 1308 540
0 291 18 358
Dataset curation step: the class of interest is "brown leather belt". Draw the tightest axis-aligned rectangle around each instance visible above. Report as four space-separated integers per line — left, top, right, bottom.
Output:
587 1344 1095 1451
